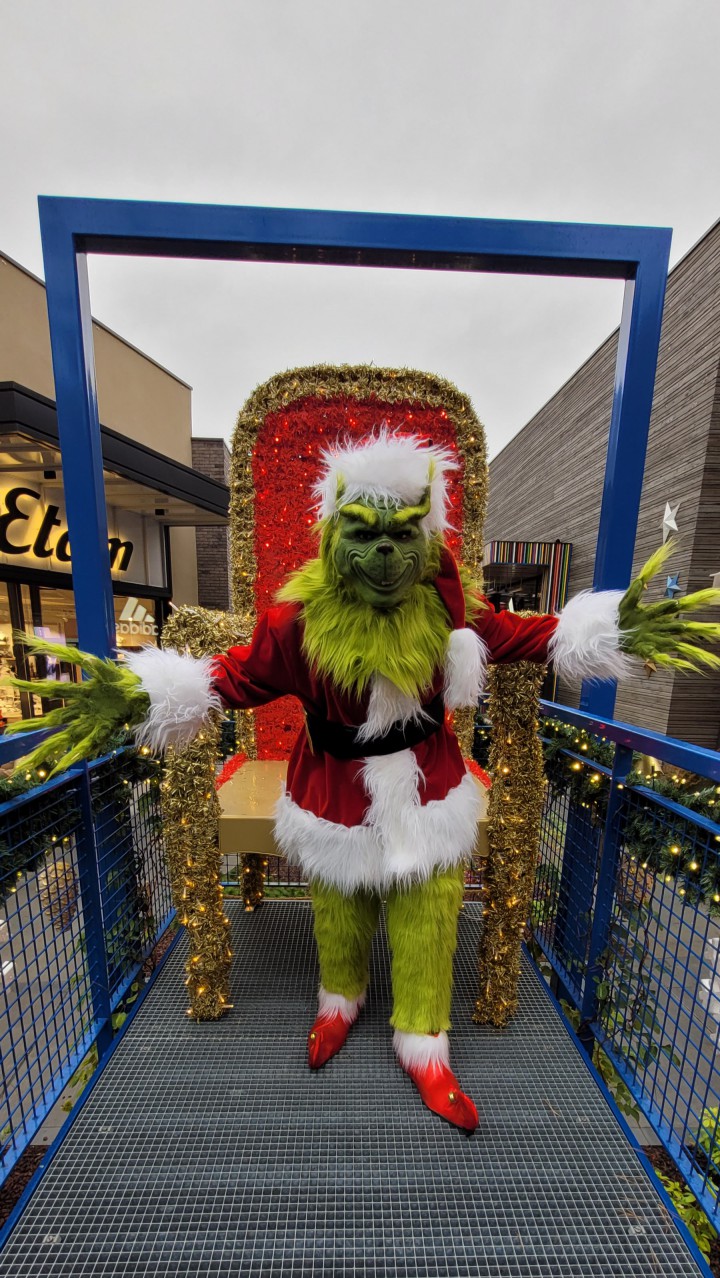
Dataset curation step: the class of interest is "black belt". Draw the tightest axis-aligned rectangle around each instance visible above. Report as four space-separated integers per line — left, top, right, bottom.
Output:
305 693 445 761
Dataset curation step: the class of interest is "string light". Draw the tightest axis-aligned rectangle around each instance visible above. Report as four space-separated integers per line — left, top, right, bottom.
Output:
161 607 240 1021
475 656 546 1027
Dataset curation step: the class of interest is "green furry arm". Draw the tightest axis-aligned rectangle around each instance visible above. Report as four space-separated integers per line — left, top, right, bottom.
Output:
618 541 720 674
2 635 150 776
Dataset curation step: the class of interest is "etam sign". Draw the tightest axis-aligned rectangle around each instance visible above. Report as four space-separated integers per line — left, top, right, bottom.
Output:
0 482 166 587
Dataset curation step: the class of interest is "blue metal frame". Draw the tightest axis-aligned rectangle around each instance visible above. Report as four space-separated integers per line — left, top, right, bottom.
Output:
535 697 720 1230
38 195 671 718
541 698 720 781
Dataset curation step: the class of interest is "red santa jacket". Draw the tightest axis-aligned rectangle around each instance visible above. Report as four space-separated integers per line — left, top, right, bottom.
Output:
211 551 558 828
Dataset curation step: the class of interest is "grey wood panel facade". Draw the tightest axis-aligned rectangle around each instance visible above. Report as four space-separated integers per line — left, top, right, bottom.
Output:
485 219 720 750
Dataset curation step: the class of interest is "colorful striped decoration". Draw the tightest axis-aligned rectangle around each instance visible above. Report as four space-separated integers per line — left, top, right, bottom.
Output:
482 540 572 614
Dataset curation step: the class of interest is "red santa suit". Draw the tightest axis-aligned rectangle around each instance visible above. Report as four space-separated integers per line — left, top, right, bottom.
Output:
127 429 630 895
124 428 634 1130
206 546 619 893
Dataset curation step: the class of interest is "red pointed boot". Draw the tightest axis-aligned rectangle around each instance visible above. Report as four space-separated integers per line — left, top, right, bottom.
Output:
307 988 365 1070
393 1030 479 1133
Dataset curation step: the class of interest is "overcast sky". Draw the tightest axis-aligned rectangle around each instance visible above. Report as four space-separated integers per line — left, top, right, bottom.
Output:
2 1 720 459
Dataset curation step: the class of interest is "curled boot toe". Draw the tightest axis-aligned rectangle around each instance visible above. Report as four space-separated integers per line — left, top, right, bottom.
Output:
307 1011 354 1069
406 1062 479 1132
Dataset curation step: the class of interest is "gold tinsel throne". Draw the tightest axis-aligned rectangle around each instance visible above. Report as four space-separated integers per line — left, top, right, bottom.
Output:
161 364 544 1026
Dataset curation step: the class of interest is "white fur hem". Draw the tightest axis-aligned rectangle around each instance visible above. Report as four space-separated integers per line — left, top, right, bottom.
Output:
444 628 488 709
548 590 635 682
393 1029 450 1070
125 647 222 753
318 987 365 1023
274 760 481 892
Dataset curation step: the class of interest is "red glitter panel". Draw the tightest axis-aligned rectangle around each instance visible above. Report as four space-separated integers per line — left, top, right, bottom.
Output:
464 757 492 790
252 396 464 759
215 752 248 789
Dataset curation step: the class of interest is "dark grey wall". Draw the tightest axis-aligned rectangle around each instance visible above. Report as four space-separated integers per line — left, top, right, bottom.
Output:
191 438 231 612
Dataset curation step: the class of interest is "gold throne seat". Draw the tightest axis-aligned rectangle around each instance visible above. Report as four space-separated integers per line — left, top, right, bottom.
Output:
217 760 490 860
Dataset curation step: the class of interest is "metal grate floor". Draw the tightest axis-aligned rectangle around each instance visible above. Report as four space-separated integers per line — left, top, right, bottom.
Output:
0 902 704 1277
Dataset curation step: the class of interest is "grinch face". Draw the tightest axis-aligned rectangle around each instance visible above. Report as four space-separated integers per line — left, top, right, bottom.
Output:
333 502 430 609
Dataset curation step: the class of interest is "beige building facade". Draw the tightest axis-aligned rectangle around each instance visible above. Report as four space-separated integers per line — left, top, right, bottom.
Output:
0 251 228 724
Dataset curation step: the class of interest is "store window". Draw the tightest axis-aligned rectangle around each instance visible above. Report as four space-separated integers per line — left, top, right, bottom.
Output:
114 596 161 649
0 583 162 726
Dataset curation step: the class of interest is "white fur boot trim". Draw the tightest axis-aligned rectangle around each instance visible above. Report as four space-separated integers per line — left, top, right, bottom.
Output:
393 1029 450 1071
318 986 365 1024
444 628 489 709
125 646 223 753
548 590 635 683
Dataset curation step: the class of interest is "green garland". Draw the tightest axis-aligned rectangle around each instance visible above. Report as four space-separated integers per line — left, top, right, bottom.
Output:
0 744 160 899
472 710 720 915
541 718 720 914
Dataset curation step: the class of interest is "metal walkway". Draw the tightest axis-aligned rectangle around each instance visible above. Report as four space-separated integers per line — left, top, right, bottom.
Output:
0 902 704 1277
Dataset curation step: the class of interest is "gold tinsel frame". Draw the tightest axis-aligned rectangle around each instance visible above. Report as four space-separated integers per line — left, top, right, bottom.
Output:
229 363 489 605
164 364 491 1021
229 364 488 757
475 659 547 1026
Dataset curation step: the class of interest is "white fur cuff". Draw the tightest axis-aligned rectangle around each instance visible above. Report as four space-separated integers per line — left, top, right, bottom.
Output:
443 628 488 709
393 1029 450 1070
548 590 635 683
318 987 365 1024
125 646 223 753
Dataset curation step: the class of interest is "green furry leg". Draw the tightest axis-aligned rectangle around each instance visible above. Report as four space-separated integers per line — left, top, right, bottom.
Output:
386 864 465 1034
311 880 381 999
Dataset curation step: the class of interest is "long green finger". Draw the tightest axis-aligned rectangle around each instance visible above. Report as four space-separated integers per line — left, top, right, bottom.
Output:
674 642 720 668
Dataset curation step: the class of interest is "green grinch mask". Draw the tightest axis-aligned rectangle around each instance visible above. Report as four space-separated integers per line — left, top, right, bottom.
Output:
332 495 431 609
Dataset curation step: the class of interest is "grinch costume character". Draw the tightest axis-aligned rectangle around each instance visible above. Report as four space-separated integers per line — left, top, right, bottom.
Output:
9 429 720 1133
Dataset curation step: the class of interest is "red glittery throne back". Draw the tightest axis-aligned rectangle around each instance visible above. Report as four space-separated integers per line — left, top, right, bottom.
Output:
229 366 488 761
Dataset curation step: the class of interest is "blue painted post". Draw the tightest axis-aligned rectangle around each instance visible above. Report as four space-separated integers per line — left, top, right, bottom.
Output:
552 800 603 1003
38 202 116 658
75 763 113 1059
577 743 634 1056
580 243 671 717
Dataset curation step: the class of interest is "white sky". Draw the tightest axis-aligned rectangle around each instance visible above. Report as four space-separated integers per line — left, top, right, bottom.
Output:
2 0 720 458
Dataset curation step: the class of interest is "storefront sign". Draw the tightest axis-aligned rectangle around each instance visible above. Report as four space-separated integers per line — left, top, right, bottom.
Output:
116 597 159 639
0 482 166 587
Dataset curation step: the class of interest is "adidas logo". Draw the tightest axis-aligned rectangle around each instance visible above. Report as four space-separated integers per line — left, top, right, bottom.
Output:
116 598 158 638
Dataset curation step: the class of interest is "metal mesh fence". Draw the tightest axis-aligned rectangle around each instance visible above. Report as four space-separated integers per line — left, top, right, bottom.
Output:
220 852 307 892
534 739 610 1003
90 755 172 1006
0 777 88 1176
597 782 720 1218
0 750 173 1184
532 720 720 1226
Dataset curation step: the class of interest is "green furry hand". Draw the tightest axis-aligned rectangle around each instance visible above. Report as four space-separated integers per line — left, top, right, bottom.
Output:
618 542 720 675
2 636 150 777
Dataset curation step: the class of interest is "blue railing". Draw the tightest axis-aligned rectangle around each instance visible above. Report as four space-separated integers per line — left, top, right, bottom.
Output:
0 739 173 1182
532 698 720 1225
3 695 720 1234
